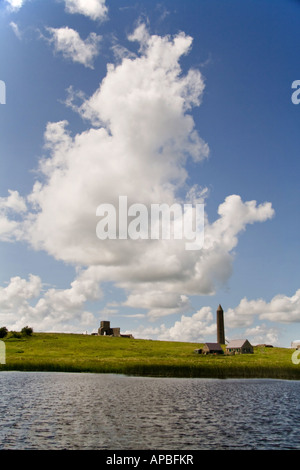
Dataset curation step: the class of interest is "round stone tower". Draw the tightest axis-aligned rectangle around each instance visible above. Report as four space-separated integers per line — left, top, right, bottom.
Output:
216 304 225 345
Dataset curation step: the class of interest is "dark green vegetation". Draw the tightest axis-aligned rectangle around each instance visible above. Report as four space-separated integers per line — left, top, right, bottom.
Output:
1 332 299 380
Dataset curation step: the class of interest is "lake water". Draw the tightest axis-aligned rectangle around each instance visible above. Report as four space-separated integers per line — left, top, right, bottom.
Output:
0 371 299 450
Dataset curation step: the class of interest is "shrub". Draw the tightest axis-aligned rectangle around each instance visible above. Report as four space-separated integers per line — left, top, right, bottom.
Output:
9 331 22 338
21 326 33 336
0 326 8 338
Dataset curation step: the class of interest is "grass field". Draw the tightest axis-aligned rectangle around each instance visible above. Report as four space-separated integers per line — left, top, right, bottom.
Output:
1 332 300 380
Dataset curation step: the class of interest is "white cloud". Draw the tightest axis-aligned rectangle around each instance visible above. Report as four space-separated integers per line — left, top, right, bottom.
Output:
123 290 192 320
0 190 27 213
0 274 41 305
0 269 295 344
0 190 27 242
0 274 42 326
10 22 22 40
24 26 211 272
5 0 108 20
244 324 279 346
125 307 215 342
0 26 276 330
0 217 19 241
157 307 216 342
5 0 26 11
226 289 300 327
0 270 102 332
63 0 108 21
46 27 101 68
127 293 296 344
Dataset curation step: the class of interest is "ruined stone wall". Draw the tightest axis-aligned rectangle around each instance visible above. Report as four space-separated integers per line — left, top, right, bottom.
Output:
111 328 120 337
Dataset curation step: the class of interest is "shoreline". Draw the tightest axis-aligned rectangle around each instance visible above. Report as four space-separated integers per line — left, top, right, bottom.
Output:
1 369 300 381
1 332 299 381
1 369 300 382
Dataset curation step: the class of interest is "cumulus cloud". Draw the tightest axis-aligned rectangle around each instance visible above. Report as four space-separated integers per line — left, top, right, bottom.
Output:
24 27 211 268
0 274 42 328
123 290 192 321
128 292 298 344
226 289 300 327
244 324 279 346
0 190 27 241
0 274 41 310
0 190 27 213
63 0 108 21
0 26 276 330
158 307 216 342
5 0 108 20
0 270 102 332
46 26 101 68
5 0 26 11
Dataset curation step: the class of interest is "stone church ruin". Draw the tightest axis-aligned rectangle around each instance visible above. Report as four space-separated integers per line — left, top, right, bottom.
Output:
98 321 133 338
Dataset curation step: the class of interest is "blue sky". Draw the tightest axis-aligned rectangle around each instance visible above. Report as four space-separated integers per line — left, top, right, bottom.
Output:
0 0 299 347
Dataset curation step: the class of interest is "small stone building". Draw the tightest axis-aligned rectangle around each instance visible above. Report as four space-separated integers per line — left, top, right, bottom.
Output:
202 343 224 355
226 339 253 354
98 321 120 337
291 340 300 349
194 348 203 354
97 320 133 338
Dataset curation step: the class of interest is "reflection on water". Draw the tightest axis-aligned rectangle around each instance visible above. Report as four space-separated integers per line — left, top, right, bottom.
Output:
0 372 299 450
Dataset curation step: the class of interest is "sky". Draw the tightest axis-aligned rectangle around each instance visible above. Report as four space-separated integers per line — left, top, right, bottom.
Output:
0 0 300 347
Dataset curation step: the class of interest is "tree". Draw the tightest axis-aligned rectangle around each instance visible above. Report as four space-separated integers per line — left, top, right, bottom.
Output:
21 326 33 336
0 327 8 338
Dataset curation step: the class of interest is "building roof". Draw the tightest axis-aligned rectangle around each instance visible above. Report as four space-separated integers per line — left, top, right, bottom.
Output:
226 339 252 348
204 342 223 351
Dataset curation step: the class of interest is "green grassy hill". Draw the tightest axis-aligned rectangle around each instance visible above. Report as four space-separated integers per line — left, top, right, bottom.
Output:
1 332 299 380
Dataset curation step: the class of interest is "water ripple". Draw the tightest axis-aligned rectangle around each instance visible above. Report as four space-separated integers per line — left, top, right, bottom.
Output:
0 372 299 450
